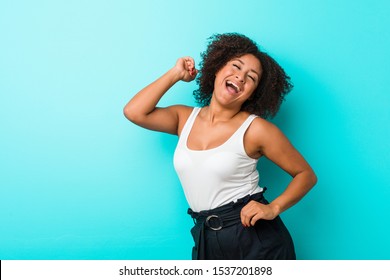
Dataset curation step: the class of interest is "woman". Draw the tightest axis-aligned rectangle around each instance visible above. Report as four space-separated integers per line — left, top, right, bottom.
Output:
124 33 317 260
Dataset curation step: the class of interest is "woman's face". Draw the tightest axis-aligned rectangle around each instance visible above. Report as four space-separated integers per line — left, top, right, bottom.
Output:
213 53 262 108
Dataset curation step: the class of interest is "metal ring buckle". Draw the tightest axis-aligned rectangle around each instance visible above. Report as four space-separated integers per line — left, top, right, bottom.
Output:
205 215 223 231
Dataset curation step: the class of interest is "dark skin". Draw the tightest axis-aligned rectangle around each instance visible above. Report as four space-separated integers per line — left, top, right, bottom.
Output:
124 55 317 227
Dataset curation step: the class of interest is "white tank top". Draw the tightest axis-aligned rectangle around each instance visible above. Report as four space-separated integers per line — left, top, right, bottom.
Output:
173 107 263 212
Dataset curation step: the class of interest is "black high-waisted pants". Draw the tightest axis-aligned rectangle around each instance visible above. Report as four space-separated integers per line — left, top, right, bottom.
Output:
187 191 296 260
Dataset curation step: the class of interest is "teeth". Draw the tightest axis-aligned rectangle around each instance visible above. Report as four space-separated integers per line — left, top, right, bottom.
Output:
227 81 240 92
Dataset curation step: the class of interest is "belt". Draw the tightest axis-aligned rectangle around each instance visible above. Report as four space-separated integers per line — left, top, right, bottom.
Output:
187 191 266 259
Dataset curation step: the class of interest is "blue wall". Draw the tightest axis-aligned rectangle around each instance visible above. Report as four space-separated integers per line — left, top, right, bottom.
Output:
1 0 389 260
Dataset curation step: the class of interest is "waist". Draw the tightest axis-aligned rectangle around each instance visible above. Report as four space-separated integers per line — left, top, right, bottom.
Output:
187 190 266 231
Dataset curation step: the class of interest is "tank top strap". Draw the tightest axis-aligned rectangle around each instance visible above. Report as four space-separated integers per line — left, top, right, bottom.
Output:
179 107 201 142
228 114 258 154
234 114 258 136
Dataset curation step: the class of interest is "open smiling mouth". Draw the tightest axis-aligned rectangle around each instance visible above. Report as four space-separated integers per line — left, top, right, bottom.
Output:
226 80 241 94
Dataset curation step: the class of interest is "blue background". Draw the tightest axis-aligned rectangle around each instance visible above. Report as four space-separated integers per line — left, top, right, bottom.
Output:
0 0 389 260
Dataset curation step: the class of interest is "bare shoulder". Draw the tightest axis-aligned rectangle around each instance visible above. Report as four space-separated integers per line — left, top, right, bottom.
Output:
168 104 193 115
248 117 283 138
168 105 193 121
245 117 290 157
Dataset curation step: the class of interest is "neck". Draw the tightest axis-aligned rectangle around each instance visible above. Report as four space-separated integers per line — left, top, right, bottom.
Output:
203 101 241 124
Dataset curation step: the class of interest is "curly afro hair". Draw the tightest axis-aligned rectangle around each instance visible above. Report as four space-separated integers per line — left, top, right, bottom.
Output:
193 33 293 119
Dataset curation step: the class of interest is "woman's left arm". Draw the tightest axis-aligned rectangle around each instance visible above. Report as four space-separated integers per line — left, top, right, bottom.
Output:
241 119 317 227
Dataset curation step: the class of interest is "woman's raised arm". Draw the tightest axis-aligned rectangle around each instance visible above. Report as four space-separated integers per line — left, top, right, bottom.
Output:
123 57 198 135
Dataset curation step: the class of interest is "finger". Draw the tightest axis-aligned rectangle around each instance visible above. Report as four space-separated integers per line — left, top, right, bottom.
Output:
240 206 247 226
187 58 196 68
240 211 247 227
180 57 191 67
190 68 198 76
184 56 194 64
241 215 251 227
250 213 263 226
187 61 195 71
241 201 265 226
240 208 254 227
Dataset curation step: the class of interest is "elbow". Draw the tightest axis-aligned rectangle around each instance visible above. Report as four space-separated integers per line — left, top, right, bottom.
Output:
295 168 318 189
308 169 318 188
123 105 140 124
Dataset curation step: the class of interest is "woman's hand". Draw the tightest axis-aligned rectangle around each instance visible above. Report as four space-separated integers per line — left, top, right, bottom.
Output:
240 200 280 227
173 57 198 82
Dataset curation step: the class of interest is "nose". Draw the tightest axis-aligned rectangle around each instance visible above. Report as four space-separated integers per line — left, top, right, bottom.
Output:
235 75 244 83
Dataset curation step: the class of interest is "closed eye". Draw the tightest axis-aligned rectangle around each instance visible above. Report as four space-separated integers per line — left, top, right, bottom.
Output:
233 63 241 70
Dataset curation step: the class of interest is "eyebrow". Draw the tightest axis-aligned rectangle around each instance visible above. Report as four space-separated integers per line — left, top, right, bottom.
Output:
235 58 261 77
